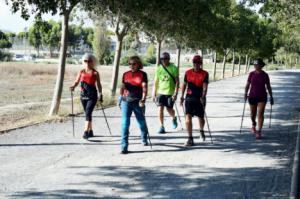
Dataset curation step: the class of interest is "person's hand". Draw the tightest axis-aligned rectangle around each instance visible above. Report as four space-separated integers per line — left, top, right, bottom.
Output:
180 97 184 106
118 96 123 107
270 97 274 105
152 95 156 102
200 96 206 107
172 94 177 102
98 94 103 103
139 99 145 107
69 86 75 91
244 93 248 102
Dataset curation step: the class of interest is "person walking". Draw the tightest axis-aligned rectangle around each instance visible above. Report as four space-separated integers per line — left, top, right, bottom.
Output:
180 55 209 146
119 55 149 154
244 58 274 139
152 52 179 134
70 53 103 139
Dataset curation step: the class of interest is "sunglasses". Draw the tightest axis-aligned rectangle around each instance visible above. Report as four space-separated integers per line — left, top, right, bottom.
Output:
84 60 93 63
160 58 170 60
129 62 138 66
193 62 202 64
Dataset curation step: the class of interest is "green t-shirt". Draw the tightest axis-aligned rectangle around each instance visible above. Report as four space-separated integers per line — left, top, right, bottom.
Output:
155 63 179 95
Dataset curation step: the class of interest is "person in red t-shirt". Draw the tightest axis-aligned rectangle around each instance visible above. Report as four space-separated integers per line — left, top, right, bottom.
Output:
244 58 274 139
70 53 103 139
119 56 149 154
180 55 209 146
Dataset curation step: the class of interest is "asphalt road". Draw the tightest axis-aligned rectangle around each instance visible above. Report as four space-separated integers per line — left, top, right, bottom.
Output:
1 70 300 199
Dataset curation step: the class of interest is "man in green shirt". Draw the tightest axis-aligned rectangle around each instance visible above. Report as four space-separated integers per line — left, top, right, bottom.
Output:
152 52 179 134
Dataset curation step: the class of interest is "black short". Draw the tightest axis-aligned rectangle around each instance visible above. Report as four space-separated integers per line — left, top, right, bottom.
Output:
185 98 204 118
248 97 267 105
156 94 174 108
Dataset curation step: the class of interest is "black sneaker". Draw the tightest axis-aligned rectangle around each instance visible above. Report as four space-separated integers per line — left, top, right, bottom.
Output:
200 130 206 141
88 130 94 137
83 131 89 139
143 142 149 146
121 149 129 154
185 137 194 146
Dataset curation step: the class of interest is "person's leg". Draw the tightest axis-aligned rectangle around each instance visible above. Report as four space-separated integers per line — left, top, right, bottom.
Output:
132 103 148 144
158 106 164 126
81 98 89 138
166 107 176 119
257 102 266 132
86 98 97 136
185 114 193 137
250 104 258 132
121 101 133 152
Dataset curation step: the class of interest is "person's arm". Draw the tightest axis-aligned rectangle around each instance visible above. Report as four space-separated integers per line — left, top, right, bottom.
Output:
201 73 209 107
266 75 274 105
152 69 159 101
244 73 251 101
70 71 81 91
141 73 148 103
244 82 250 101
172 68 180 101
96 72 103 102
180 73 187 106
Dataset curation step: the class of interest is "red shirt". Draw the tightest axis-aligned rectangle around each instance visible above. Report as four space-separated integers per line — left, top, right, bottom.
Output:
184 69 209 99
80 69 98 98
122 70 148 101
247 70 270 99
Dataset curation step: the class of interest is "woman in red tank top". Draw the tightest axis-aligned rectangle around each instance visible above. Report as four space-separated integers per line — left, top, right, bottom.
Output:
70 53 103 139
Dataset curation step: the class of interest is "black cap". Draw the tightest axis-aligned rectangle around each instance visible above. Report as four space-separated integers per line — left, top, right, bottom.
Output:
253 58 265 67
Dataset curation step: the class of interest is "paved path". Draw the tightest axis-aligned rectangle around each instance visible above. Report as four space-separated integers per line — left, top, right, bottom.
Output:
1 70 300 199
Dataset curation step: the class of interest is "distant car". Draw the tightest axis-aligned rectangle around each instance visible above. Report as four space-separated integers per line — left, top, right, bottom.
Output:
13 54 25 61
13 54 36 61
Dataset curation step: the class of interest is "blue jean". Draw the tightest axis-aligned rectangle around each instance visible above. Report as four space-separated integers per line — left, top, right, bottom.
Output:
121 100 148 151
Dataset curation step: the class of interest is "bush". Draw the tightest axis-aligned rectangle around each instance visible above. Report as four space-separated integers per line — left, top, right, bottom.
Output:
120 56 129 66
0 51 13 61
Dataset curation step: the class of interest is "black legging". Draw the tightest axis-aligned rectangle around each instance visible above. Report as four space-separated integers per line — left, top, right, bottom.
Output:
81 97 97 121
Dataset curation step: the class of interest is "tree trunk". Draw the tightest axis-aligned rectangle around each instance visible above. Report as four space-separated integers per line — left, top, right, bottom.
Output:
238 54 241 75
156 39 162 66
49 13 69 116
213 51 217 81
222 55 226 79
247 57 251 73
110 37 123 97
244 54 248 74
231 50 235 77
176 45 181 70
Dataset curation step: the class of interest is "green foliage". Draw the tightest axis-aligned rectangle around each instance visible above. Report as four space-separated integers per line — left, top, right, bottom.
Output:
0 31 12 49
92 23 111 65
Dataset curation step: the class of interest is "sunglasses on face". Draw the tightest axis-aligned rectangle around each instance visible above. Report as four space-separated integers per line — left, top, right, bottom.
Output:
193 62 202 64
129 62 138 66
84 60 92 63
160 58 170 61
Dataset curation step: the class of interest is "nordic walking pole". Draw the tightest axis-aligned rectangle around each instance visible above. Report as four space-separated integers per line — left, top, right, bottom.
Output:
70 91 75 138
174 102 184 130
203 108 213 144
200 98 213 144
99 103 112 136
269 105 273 128
240 98 247 134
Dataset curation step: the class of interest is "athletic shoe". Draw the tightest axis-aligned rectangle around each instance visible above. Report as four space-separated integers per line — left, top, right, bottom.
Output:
121 149 128 154
251 126 256 134
143 142 149 146
88 130 94 137
158 126 166 134
83 131 89 139
200 130 206 141
172 117 178 129
256 131 262 139
185 137 194 146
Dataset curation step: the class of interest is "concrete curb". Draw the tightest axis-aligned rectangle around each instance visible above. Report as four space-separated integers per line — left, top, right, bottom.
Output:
290 118 300 199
